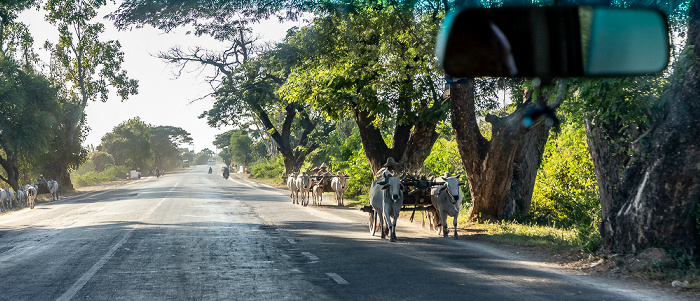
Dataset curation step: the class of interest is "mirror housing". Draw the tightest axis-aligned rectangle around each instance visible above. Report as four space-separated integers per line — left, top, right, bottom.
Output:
437 6 670 78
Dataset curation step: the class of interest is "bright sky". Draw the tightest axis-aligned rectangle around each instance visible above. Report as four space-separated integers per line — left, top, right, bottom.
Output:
19 3 300 154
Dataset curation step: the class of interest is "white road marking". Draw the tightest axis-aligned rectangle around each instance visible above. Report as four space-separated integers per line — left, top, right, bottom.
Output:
228 178 256 189
301 252 319 261
326 273 349 285
57 179 182 301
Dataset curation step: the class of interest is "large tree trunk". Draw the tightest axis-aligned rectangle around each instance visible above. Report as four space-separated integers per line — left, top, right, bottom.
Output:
0 155 20 192
592 6 700 255
451 80 563 221
353 99 445 177
504 120 550 219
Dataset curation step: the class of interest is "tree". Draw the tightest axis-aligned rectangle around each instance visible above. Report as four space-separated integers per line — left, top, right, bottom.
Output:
90 151 114 172
451 79 566 221
150 126 192 170
214 130 235 166
99 117 153 169
280 1 450 175
579 0 700 256
0 56 60 191
43 0 138 189
229 130 254 166
0 0 39 68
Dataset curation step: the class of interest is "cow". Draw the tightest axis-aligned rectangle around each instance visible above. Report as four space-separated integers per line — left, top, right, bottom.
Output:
0 188 13 212
430 175 464 239
16 187 27 208
369 175 404 242
47 180 59 202
26 185 37 209
295 172 311 207
331 172 349 206
287 172 298 204
311 184 323 206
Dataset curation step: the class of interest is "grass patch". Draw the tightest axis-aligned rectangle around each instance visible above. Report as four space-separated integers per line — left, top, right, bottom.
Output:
467 221 587 253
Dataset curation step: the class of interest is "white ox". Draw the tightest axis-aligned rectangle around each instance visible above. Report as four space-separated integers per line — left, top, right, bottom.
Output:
47 180 59 202
287 172 298 204
25 185 37 209
295 172 311 207
16 187 27 208
430 175 464 239
369 175 404 242
330 173 348 206
0 188 14 212
311 184 323 206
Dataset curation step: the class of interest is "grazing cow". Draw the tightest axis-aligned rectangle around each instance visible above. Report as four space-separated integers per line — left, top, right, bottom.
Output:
311 184 323 206
369 175 404 242
287 172 298 204
330 172 349 206
430 175 464 239
47 180 59 202
26 185 37 209
295 172 311 207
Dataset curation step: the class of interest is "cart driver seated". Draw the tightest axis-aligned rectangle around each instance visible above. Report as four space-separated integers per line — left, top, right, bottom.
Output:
375 157 398 179
317 163 331 188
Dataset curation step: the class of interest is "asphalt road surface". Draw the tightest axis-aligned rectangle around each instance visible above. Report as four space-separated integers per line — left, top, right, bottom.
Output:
0 166 690 300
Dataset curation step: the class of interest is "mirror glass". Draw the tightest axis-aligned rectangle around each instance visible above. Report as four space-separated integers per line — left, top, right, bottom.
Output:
436 6 670 78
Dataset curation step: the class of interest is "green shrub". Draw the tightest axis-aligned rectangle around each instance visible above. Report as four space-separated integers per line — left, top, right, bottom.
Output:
248 155 284 180
530 121 601 249
73 165 130 188
344 148 373 200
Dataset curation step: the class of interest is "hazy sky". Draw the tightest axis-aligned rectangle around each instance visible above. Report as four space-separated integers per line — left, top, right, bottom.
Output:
19 3 300 154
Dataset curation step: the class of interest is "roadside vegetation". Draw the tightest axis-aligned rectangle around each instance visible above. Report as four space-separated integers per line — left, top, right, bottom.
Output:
2 0 698 292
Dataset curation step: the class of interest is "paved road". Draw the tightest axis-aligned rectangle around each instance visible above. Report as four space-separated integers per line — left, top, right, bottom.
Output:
0 166 689 300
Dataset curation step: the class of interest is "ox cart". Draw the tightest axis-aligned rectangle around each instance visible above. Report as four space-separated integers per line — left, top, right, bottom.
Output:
361 175 443 236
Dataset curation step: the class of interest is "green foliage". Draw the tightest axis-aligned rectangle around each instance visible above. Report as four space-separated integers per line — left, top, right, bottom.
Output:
423 138 462 177
151 126 192 170
530 121 601 248
90 151 114 172
324 121 361 171
44 0 138 105
0 55 60 189
248 154 285 180
229 130 255 166
72 164 130 188
344 148 373 199
193 153 210 165
99 117 153 169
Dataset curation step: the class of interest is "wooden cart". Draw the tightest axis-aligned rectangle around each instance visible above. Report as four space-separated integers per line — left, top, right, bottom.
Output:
361 175 443 236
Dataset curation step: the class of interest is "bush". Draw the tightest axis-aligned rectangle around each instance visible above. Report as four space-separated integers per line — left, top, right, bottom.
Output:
193 154 210 165
530 121 601 248
73 165 130 188
344 148 373 200
248 155 284 180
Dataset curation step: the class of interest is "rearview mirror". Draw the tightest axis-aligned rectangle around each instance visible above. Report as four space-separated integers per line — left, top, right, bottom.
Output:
437 6 670 78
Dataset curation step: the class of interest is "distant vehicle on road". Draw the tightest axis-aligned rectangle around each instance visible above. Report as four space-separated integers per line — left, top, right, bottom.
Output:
182 160 190 167
207 158 216 166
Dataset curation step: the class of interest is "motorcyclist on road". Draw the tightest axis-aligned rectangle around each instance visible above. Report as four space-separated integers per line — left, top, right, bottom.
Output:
223 166 230 179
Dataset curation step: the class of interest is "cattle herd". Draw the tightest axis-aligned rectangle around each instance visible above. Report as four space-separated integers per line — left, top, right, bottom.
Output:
286 171 349 207
0 179 59 212
286 168 465 242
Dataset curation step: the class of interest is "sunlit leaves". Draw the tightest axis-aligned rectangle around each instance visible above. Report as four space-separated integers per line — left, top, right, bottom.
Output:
531 122 600 229
44 0 138 106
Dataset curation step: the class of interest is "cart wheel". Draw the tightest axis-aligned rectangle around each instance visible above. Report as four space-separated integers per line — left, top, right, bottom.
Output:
369 210 378 236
